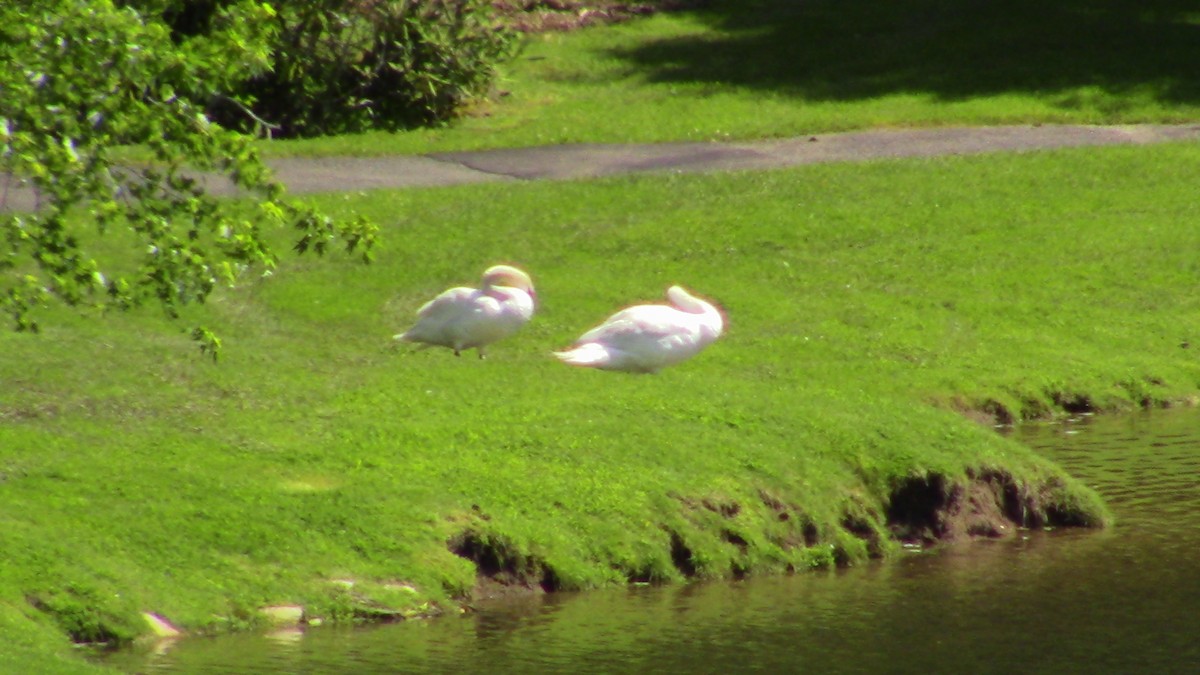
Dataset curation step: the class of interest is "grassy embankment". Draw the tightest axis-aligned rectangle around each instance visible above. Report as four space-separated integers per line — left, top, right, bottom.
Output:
5 140 1200 672
273 0 1200 156
7 1 1200 671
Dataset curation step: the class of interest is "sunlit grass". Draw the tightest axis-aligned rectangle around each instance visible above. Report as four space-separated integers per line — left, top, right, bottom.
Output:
7 141 1200 667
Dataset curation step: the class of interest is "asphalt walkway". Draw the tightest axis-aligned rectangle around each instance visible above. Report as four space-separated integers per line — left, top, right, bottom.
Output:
264 124 1200 194
5 124 1200 211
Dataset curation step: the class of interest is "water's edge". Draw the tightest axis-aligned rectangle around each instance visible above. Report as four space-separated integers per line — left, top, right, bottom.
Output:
95 407 1200 673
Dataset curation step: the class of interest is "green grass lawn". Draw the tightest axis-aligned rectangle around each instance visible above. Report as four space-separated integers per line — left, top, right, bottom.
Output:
5 140 1200 669
268 0 1200 156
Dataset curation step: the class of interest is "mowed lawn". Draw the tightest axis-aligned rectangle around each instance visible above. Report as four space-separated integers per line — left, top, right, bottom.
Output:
5 140 1200 671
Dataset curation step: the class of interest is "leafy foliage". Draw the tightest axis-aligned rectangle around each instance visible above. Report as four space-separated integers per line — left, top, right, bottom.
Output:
208 0 518 137
0 0 377 356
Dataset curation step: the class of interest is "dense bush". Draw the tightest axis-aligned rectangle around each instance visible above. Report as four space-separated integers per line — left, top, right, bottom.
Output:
207 0 519 137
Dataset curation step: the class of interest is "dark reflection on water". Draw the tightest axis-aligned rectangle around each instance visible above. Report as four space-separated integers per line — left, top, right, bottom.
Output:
101 408 1200 674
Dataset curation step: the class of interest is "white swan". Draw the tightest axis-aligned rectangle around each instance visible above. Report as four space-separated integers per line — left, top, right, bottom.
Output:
554 285 724 373
394 265 536 358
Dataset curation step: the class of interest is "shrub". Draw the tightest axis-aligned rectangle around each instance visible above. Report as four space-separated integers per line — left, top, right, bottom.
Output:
216 0 519 137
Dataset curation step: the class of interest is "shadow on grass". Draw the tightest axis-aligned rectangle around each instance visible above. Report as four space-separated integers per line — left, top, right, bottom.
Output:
611 0 1200 105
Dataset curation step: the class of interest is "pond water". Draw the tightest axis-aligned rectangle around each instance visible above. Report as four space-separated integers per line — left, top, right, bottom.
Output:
99 407 1200 673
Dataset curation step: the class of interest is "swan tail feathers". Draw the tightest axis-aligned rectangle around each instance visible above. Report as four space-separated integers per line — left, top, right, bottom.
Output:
394 332 436 351
553 343 611 367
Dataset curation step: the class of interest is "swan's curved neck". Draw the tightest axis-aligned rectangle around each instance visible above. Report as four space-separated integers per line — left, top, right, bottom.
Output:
667 286 708 313
668 286 724 336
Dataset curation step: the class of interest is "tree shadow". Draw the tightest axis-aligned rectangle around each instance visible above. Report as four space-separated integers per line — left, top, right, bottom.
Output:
610 0 1200 106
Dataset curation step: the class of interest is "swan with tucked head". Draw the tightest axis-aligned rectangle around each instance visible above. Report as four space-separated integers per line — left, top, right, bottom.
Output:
554 285 724 373
394 265 536 358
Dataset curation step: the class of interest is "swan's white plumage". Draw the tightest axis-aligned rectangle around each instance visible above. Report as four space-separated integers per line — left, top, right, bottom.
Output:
554 285 724 373
394 265 535 358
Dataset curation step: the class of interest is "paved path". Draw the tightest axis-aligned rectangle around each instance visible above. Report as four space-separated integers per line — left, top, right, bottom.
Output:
5 124 1200 210
266 123 1200 193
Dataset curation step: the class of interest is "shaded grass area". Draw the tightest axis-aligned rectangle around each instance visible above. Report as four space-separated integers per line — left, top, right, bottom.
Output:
619 0 1200 104
272 0 1200 155
6 141 1200 667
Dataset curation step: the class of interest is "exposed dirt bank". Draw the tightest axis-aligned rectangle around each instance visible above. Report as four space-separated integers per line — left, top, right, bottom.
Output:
448 466 1101 602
